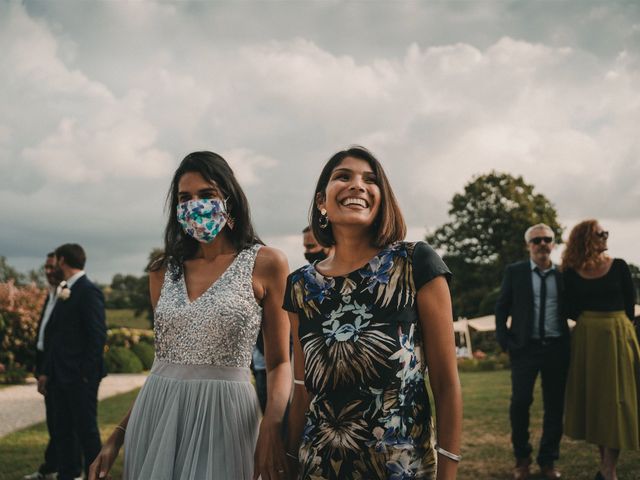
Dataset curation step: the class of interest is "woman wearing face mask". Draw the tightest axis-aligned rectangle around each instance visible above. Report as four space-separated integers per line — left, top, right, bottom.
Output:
284 147 462 480
89 151 292 480
562 220 639 480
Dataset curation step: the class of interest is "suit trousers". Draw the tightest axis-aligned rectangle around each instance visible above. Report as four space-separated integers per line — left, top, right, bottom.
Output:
51 379 102 480
509 337 570 465
40 388 58 474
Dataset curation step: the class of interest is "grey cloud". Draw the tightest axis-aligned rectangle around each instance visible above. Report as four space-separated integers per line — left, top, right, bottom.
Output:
2 1 640 282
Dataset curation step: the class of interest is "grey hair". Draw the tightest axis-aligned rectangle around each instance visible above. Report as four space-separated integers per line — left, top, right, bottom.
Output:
524 223 554 243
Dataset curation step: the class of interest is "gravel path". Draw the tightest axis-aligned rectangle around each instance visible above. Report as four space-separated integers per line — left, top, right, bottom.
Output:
0 374 147 438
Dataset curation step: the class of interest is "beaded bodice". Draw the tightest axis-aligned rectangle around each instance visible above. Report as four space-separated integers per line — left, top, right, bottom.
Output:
154 244 262 367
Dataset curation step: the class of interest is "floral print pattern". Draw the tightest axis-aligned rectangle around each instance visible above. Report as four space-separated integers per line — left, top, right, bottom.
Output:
285 242 450 480
176 198 227 243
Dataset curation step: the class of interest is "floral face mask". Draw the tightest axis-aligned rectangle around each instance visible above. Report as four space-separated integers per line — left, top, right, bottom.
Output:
176 198 228 243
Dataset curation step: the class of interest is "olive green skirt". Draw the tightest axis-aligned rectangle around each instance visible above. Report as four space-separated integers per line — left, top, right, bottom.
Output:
565 310 640 449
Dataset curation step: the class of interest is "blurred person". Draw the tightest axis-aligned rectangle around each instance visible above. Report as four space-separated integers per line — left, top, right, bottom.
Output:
562 220 639 480
495 224 570 480
89 151 291 479
40 244 107 480
302 225 330 264
284 146 461 479
25 252 81 480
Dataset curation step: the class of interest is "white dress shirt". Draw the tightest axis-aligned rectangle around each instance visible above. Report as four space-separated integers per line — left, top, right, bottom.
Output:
37 287 57 352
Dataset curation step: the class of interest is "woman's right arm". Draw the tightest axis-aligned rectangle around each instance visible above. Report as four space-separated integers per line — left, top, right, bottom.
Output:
285 312 312 476
88 268 164 479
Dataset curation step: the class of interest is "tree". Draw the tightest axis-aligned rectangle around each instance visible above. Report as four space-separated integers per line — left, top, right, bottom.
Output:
427 171 563 319
0 256 25 285
629 263 640 306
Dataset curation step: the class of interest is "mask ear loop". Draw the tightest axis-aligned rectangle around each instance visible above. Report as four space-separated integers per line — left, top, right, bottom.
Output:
222 196 236 230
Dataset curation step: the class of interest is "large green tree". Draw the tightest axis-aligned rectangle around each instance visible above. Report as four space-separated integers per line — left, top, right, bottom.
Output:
427 171 563 319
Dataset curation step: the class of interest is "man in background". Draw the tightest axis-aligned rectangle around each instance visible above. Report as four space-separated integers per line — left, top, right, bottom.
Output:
495 224 570 480
302 225 330 264
40 243 107 480
25 252 81 480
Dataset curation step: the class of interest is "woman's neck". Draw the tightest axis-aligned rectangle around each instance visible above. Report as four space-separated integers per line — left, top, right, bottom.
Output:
329 227 381 270
194 233 236 261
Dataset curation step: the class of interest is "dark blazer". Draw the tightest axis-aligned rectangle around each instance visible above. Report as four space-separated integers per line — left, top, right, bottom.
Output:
34 293 52 376
42 275 107 384
495 260 569 352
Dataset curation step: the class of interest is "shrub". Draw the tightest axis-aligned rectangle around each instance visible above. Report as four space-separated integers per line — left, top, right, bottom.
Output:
0 281 45 375
107 327 154 349
104 346 143 374
131 342 154 370
1 364 29 384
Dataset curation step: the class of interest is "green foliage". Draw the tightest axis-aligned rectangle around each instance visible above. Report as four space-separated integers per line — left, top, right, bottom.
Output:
104 346 143 373
427 171 562 318
456 353 509 372
106 309 152 330
0 282 44 374
107 327 154 349
0 256 26 284
1 364 29 384
629 263 640 306
131 342 154 370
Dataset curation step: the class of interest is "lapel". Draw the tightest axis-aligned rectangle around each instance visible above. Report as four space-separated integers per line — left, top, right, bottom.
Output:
522 261 534 312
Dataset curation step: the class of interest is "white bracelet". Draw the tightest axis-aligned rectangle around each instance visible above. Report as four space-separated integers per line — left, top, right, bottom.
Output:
115 425 126 435
435 444 461 462
293 379 305 386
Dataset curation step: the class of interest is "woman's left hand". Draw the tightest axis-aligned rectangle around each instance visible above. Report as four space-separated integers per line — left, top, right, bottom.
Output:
253 418 290 480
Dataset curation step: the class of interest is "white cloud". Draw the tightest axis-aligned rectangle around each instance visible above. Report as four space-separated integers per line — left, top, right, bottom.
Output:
1 2 639 281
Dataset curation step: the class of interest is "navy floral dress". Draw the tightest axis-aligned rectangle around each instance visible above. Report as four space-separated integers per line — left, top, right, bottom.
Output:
284 241 451 480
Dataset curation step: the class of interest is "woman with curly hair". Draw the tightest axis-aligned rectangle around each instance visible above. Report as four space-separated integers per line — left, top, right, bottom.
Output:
561 219 639 480
283 146 462 479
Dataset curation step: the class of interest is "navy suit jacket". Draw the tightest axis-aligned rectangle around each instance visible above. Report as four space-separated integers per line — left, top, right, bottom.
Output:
42 275 107 384
495 260 569 352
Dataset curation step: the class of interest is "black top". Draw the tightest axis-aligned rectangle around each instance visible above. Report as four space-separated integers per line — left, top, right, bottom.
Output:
283 241 450 479
564 258 636 321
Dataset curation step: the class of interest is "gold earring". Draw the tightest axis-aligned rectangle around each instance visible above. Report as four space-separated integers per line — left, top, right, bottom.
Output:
318 208 329 229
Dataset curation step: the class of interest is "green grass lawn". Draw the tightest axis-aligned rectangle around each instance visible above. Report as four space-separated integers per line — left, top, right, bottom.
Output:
0 389 137 480
106 308 152 330
1 371 639 479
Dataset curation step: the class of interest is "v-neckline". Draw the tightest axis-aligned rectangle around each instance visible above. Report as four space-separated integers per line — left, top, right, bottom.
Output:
181 251 241 304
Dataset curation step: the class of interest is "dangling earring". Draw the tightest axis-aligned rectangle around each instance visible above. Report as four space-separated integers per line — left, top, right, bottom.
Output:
226 215 235 230
318 208 329 229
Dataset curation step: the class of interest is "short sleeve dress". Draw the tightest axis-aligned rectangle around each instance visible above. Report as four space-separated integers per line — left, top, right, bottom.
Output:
284 241 451 480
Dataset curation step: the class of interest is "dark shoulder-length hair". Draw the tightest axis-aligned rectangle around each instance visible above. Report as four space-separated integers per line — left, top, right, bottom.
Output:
150 151 263 272
561 219 602 271
310 146 406 248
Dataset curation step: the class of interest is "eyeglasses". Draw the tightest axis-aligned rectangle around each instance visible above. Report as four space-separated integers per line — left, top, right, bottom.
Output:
595 230 609 239
529 236 553 245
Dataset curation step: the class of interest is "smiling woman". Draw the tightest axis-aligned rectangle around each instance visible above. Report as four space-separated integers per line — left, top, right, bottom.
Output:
284 146 463 480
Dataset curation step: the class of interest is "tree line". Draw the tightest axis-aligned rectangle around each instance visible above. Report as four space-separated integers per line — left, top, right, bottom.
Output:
427 171 640 319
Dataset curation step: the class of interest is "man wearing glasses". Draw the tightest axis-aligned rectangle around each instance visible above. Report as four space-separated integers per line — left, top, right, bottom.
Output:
496 224 571 480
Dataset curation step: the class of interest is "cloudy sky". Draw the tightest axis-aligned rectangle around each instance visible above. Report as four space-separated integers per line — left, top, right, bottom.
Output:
1 1 639 283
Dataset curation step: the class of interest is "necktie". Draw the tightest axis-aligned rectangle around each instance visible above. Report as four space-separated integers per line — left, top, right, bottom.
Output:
534 268 548 340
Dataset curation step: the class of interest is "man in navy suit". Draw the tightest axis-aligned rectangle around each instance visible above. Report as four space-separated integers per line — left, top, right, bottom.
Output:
40 243 107 480
26 252 82 480
495 224 570 480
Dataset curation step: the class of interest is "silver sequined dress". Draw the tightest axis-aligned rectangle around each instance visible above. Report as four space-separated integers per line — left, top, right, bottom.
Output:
123 244 263 479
